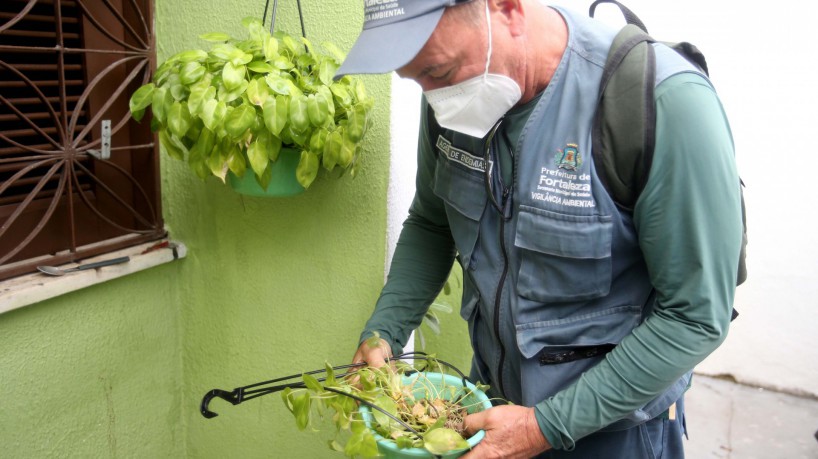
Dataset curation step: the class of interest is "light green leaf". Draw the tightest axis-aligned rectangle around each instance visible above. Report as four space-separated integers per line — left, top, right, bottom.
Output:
247 61 275 74
318 58 338 87
321 41 346 63
288 94 310 132
264 74 291 95
217 79 248 103
223 104 256 139
226 145 246 177
173 49 208 63
159 129 185 160
200 32 230 42
179 61 205 85
129 83 155 117
167 102 192 138
263 36 279 61
302 373 324 393
151 86 172 124
209 43 238 61
246 77 269 106
222 62 245 91
200 99 227 132
247 135 269 178
422 428 469 455
296 150 319 189
187 85 214 116
262 96 286 136
323 129 343 170
371 395 400 431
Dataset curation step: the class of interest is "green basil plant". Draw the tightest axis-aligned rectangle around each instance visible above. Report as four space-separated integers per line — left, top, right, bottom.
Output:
129 17 374 190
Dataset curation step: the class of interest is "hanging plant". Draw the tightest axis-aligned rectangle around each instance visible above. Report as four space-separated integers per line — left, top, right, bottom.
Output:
129 17 375 192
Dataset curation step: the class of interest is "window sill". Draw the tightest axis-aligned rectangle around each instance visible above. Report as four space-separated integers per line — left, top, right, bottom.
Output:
0 238 187 315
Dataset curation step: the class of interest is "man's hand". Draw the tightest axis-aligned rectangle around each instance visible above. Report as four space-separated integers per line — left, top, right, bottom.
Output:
350 335 392 368
461 405 551 459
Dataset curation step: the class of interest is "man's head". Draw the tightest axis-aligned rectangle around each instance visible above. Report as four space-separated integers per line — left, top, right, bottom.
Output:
335 0 481 80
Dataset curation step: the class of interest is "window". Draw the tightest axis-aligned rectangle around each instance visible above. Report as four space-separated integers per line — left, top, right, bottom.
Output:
0 0 163 281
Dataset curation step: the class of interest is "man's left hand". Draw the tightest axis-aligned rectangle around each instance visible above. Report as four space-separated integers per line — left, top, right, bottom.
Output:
461 405 551 458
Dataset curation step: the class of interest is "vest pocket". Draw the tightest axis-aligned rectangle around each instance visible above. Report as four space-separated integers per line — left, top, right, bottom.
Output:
515 305 642 406
514 206 613 303
432 158 486 270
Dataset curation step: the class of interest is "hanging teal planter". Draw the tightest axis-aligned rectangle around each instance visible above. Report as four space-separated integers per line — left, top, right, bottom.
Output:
227 148 305 197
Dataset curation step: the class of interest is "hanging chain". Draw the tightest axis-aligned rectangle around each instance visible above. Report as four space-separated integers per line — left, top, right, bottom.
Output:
262 0 307 37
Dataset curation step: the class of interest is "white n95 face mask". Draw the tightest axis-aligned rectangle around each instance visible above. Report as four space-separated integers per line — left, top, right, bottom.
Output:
423 0 522 138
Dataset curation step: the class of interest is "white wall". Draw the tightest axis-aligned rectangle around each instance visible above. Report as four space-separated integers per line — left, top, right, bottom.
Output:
576 0 818 398
387 1 818 398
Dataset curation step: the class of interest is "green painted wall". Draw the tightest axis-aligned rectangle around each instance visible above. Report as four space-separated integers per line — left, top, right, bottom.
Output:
0 265 184 458
0 1 474 457
154 0 392 457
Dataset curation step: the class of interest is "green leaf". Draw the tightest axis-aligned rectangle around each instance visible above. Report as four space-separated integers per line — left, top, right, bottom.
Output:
371 395 400 431
262 96 285 136
263 36 279 61
296 150 319 189
264 74 291 95
247 135 269 178
288 94 310 132
246 77 269 106
187 85 215 116
247 61 275 74
221 62 245 91
346 103 368 143
318 58 338 87
200 32 230 42
179 61 205 85
273 55 294 70
422 428 469 455
292 391 311 431
173 49 208 63
209 43 238 61
223 104 256 139
167 102 192 138
302 373 324 393
129 83 155 117
159 129 186 161
324 363 337 387
329 83 352 108
328 440 343 452
191 127 216 161
200 99 227 132
151 86 172 124
226 145 246 177
337 134 355 168
217 79 248 103
323 129 342 170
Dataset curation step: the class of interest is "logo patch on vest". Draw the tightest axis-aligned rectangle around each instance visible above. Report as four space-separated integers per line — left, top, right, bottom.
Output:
436 135 490 173
529 143 595 208
555 143 583 171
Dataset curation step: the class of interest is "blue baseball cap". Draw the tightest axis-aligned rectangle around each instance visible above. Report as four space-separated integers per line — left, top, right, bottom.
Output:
335 0 475 79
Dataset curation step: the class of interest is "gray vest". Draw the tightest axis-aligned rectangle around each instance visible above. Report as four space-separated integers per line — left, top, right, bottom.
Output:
427 7 702 429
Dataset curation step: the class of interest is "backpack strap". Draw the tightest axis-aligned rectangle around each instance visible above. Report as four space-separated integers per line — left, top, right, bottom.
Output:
591 23 656 211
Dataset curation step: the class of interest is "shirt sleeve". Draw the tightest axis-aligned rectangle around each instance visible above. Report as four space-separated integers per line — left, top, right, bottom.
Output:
360 99 458 356
535 72 743 449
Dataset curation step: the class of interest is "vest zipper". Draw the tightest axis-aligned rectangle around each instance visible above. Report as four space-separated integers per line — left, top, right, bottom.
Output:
493 186 512 397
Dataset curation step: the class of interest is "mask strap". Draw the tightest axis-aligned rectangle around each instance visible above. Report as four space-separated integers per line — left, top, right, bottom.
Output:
483 0 492 80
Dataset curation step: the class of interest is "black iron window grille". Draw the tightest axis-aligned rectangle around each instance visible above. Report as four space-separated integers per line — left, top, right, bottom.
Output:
0 0 164 281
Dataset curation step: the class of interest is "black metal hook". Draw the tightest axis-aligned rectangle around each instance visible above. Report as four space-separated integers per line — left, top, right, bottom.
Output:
199 352 471 419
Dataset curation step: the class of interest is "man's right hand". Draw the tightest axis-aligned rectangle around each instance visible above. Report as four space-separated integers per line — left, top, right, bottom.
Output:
351 335 392 368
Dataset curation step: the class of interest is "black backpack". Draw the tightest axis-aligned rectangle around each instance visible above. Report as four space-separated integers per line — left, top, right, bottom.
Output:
589 0 748 295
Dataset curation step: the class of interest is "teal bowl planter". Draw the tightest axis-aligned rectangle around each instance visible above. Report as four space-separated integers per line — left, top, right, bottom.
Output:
359 372 491 459
227 148 305 197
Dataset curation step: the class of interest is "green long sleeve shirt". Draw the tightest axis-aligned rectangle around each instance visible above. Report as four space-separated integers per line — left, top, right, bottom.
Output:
362 72 742 449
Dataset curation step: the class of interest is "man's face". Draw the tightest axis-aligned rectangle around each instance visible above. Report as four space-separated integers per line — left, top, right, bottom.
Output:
396 7 490 92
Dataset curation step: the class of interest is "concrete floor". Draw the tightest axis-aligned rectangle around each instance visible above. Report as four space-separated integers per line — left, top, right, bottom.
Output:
684 374 818 458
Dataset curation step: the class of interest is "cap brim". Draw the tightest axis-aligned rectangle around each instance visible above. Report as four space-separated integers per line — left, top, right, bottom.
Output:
334 8 445 79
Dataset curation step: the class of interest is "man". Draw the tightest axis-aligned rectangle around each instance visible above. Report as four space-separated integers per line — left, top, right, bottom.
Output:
338 0 742 457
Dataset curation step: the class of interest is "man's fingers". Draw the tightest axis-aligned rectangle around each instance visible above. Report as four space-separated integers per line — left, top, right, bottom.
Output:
463 409 488 437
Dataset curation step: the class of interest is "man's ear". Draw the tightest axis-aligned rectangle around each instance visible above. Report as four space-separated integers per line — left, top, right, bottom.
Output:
490 0 525 36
